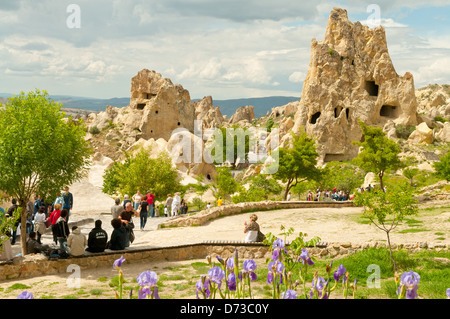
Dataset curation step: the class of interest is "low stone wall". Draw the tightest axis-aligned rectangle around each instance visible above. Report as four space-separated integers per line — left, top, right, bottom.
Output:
1 240 447 281
160 200 356 228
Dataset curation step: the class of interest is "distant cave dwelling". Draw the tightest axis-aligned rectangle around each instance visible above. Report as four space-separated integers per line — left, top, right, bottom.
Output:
380 104 398 118
364 80 379 97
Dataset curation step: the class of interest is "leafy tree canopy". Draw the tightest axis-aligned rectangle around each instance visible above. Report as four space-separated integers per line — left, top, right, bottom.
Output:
273 130 321 199
352 120 402 191
0 89 92 254
102 148 181 200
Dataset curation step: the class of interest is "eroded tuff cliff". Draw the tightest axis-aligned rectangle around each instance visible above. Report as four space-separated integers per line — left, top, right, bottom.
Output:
278 7 419 164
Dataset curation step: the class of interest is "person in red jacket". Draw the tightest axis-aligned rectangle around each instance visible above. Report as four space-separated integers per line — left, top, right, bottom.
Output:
48 203 62 245
146 190 156 218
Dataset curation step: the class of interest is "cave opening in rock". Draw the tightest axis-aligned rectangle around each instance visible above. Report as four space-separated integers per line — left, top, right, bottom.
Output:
365 80 379 97
146 93 156 99
334 107 342 118
380 105 398 118
324 154 347 163
137 103 146 110
310 112 321 124
346 108 350 120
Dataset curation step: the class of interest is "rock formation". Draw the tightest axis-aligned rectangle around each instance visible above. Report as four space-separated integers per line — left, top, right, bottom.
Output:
193 96 225 129
229 105 255 124
278 8 419 164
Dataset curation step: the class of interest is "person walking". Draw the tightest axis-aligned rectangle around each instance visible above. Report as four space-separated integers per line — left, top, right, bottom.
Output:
165 194 173 217
171 192 181 217
138 195 149 230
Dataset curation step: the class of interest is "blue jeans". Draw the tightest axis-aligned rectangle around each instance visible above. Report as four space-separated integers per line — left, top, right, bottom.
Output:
149 204 155 217
140 213 148 229
58 238 68 253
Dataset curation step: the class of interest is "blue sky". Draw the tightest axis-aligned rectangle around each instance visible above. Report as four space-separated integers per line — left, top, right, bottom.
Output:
0 0 449 100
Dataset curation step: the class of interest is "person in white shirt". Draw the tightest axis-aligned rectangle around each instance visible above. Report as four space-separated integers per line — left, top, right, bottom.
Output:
132 191 142 210
33 206 47 244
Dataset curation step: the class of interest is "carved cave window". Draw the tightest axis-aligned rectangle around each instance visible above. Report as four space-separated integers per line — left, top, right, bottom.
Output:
365 80 379 97
380 105 398 118
310 112 321 124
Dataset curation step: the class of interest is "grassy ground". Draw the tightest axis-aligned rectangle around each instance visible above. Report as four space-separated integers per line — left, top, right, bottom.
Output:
1 247 448 299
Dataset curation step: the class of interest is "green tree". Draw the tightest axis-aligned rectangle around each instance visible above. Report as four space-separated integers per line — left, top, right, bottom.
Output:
352 120 402 192
231 175 282 203
353 183 418 271
402 156 420 186
322 161 365 193
212 167 238 199
102 148 181 200
209 126 251 168
0 90 92 255
274 130 321 200
433 152 450 181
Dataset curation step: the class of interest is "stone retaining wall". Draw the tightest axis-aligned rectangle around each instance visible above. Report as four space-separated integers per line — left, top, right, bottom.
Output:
160 200 356 228
0 240 447 281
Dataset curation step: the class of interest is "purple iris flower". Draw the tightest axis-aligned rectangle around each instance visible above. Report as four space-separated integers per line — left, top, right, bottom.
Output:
196 277 211 299
272 238 285 249
446 288 450 299
399 271 420 299
226 258 235 271
17 291 33 299
243 259 258 281
137 271 158 287
227 273 237 291
138 286 152 299
298 248 314 266
267 261 284 284
272 248 280 261
283 290 297 299
113 255 126 269
311 277 329 299
333 264 346 282
208 266 225 286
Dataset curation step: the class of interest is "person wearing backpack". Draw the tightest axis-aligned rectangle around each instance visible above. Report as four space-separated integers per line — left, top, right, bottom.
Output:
55 209 70 253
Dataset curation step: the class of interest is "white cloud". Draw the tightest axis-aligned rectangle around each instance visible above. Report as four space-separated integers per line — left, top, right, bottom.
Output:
289 71 306 83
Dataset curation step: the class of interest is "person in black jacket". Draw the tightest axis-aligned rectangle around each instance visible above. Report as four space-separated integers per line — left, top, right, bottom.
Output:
55 209 70 253
107 218 127 251
86 220 108 253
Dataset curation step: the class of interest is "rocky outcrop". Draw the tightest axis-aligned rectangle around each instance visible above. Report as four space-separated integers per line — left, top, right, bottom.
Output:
193 96 225 129
229 105 255 124
277 8 419 164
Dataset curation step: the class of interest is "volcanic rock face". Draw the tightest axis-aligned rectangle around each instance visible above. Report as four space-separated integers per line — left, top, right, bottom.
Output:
287 8 419 164
193 96 225 129
130 69 195 141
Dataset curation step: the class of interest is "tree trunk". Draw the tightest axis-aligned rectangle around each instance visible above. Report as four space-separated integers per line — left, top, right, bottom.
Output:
386 230 397 272
379 172 385 192
284 179 292 200
20 203 27 256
